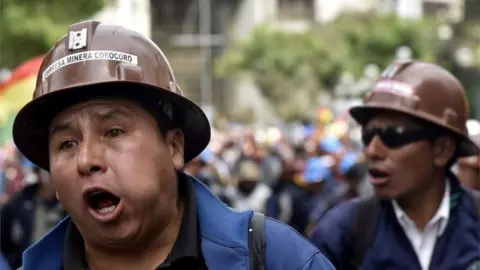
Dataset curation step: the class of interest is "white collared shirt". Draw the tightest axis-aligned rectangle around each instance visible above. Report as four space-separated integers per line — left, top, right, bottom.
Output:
392 180 450 270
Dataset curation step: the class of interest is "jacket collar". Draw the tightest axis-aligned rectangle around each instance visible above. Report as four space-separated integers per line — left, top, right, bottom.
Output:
383 171 478 221
191 174 252 248
22 174 251 270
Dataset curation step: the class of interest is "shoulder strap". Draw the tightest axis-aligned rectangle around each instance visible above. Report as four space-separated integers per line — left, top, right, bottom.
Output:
248 212 266 270
465 187 480 218
350 196 380 269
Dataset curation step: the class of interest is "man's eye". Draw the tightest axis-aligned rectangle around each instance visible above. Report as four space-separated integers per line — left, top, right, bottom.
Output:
59 140 77 150
105 128 124 138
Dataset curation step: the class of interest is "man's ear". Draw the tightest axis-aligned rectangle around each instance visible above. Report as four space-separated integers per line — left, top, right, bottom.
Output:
433 135 456 167
166 129 185 170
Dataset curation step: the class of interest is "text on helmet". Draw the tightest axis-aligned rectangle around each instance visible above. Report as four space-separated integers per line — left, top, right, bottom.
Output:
42 50 139 81
372 80 415 96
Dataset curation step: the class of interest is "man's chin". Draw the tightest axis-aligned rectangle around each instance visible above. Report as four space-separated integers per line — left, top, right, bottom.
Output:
100 235 140 250
373 189 395 201
93 225 142 248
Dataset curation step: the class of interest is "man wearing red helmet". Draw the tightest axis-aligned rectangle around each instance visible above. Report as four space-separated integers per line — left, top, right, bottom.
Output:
13 21 334 270
310 60 480 270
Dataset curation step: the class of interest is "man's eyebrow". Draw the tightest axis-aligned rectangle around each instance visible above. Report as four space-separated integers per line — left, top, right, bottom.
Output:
92 108 131 122
49 108 131 137
50 122 72 137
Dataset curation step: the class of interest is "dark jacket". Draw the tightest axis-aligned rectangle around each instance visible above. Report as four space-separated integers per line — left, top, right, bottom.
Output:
1 184 65 269
310 177 480 269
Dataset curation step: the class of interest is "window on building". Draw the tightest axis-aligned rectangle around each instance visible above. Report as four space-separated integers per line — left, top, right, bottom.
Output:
464 0 480 20
423 2 450 19
278 0 315 20
151 0 198 29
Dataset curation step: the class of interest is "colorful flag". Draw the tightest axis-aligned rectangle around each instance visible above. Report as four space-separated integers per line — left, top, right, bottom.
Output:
0 56 43 146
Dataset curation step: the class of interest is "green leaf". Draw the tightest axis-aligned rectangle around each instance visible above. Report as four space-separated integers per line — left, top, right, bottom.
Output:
0 0 106 68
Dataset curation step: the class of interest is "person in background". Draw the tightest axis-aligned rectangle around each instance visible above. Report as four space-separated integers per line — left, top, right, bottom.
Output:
338 152 373 200
218 139 240 170
265 156 310 234
319 136 344 155
184 150 215 187
310 60 480 270
0 166 65 269
257 145 283 188
0 148 10 206
300 156 344 237
184 149 232 205
0 168 8 206
456 133 480 190
318 136 348 183
240 135 257 161
1 155 25 202
0 252 11 270
225 160 272 213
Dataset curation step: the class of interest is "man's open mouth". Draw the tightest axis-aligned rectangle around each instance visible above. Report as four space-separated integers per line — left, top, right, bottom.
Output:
368 168 390 178
84 188 121 215
367 167 391 185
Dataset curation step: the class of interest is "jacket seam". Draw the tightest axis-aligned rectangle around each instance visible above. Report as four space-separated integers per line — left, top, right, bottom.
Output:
201 231 248 254
266 217 319 247
299 250 321 270
267 217 322 269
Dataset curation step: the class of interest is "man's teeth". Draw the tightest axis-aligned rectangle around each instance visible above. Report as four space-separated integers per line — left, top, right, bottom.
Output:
97 205 116 214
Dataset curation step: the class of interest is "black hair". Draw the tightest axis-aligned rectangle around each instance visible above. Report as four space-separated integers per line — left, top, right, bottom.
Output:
138 98 182 137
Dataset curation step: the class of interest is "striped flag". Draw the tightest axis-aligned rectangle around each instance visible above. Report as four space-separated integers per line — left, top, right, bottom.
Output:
0 56 43 146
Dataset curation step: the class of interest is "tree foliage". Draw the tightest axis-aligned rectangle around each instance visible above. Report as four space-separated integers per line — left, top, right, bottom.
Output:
216 13 442 120
324 13 441 77
0 0 106 69
448 1 480 117
216 26 343 120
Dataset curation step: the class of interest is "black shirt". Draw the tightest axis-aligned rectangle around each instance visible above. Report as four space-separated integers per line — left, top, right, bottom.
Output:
62 174 206 269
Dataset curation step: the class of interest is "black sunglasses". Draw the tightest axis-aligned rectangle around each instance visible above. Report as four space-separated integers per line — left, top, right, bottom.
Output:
361 126 432 149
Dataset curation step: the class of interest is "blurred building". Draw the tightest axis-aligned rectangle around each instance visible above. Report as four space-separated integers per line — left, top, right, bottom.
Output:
91 0 151 38
88 0 469 122
379 0 464 21
150 0 279 124
148 0 381 123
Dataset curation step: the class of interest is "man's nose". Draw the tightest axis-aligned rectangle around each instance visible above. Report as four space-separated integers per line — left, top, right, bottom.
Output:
76 138 106 177
364 136 387 161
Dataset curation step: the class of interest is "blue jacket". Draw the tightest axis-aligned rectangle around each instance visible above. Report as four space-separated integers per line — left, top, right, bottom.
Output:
21 176 334 270
310 178 480 270
0 253 11 270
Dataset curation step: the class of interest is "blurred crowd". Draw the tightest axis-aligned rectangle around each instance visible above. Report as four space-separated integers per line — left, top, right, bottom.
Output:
185 118 375 236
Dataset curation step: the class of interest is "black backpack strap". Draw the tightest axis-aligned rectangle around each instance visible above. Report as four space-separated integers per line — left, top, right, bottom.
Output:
248 212 266 270
350 196 380 269
465 187 480 218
